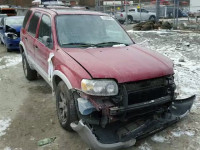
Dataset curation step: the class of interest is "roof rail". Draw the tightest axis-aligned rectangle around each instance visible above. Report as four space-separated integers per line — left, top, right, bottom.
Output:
32 0 89 10
32 0 70 7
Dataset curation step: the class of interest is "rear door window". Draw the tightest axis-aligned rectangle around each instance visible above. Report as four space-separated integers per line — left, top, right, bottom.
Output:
129 9 135 12
28 12 41 37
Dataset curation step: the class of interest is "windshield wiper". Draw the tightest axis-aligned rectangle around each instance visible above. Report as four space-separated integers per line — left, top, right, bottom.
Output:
94 42 129 47
62 43 95 48
61 42 129 48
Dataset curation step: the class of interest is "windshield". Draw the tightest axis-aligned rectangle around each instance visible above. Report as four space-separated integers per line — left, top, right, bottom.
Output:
5 17 24 26
56 15 133 48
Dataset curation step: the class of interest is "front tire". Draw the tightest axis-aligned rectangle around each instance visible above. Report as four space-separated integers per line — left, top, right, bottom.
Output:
56 81 78 131
119 20 125 24
0 40 3 45
7 48 11 52
22 52 37 81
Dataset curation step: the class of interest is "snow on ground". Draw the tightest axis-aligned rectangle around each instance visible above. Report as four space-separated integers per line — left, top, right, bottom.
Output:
3 147 11 150
171 128 195 137
3 147 22 150
128 30 200 111
151 134 167 143
0 55 21 70
0 118 11 137
138 142 152 150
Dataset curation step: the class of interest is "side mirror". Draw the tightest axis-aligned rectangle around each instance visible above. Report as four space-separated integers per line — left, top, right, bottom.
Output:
42 36 52 47
0 26 3 30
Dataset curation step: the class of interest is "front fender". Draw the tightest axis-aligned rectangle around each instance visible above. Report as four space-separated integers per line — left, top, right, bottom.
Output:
52 70 73 90
52 65 91 90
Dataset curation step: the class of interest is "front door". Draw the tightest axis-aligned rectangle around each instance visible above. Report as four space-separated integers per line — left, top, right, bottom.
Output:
34 14 53 76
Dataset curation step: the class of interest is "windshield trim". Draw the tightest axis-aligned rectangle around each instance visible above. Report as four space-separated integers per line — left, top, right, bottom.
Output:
55 14 135 49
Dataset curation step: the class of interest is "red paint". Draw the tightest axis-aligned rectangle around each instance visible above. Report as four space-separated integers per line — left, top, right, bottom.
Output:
64 45 173 83
21 8 174 90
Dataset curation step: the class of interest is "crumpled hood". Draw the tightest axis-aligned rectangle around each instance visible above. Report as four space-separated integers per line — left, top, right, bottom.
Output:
6 25 21 33
63 45 174 83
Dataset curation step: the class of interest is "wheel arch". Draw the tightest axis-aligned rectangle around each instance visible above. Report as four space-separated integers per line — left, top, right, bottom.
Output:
127 15 133 20
52 70 73 91
19 44 24 54
149 15 156 20
19 41 27 55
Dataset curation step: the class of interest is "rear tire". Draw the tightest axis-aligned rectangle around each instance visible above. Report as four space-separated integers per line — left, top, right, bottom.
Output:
22 52 37 81
127 16 133 24
119 20 125 24
149 16 156 21
56 81 78 131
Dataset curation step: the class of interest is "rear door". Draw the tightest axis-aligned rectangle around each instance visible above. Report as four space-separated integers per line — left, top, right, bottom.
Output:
26 12 41 60
138 9 149 21
21 10 32 50
128 9 136 20
34 14 53 74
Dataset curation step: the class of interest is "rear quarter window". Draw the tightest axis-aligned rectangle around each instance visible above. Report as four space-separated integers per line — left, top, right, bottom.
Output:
23 10 32 28
28 12 41 37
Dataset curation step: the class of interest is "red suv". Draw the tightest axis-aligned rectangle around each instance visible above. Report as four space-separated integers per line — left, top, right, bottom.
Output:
20 7 195 150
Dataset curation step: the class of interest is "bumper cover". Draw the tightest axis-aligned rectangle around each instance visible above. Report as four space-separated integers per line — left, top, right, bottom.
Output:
5 37 20 50
71 95 195 150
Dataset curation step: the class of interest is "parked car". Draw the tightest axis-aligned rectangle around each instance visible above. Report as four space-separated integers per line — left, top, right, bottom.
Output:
144 6 188 18
20 7 195 150
115 7 156 24
0 16 24 52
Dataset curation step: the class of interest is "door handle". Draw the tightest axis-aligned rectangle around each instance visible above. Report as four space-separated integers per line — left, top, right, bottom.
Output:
34 45 38 49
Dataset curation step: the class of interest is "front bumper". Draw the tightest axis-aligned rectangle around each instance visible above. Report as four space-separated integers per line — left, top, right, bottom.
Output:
71 120 136 150
5 37 20 50
71 95 195 150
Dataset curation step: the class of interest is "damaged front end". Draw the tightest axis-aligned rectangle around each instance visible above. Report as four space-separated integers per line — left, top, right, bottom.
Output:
71 76 195 150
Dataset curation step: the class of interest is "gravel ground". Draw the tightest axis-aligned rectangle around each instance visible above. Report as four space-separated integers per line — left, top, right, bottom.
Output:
0 27 200 150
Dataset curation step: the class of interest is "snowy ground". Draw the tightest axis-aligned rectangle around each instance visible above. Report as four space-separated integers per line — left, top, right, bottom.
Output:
128 29 200 110
127 29 200 150
0 29 200 150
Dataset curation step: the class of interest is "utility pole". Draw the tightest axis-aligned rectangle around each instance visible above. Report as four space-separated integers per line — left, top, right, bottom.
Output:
114 0 116 15
156 0 160 22
176 0 179 27
173 0 176 26
95 0 98 11
139 0 141 22
125 0 128 25
99 0 101 11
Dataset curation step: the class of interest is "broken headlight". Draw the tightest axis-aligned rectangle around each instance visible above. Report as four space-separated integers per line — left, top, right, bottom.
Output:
6 33 18 40
81 79 118 96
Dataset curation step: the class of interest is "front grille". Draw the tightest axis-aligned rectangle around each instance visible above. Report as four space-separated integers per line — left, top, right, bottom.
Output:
128 87 168 105
125 77 169 105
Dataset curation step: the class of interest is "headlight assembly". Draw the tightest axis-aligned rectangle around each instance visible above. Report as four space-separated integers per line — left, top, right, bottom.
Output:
6 33 18 39
81 79 118 96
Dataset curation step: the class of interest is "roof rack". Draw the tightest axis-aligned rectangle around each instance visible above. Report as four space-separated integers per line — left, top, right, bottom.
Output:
32 0 89 11
32 0 70 7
